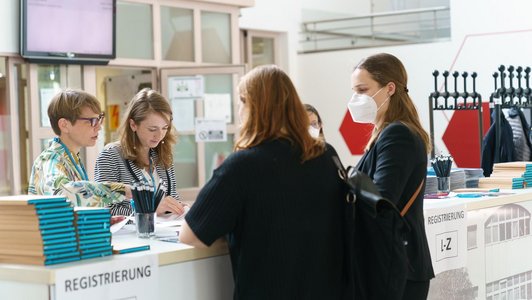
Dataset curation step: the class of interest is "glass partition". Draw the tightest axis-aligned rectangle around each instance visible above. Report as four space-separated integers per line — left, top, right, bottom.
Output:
174 135 198 188
201 11 231 64
204 134 234 181
161 66 243 190
161 6 194 62
117 1 154 59
252 36 275 68
37 65 61 128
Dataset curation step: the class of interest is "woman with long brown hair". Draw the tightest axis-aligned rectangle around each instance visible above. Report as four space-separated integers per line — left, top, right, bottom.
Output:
348 53 434 299
95 88 185 216
181 65 346 299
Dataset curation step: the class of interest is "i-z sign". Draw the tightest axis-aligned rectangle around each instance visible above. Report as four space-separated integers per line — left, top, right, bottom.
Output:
435 230 458 261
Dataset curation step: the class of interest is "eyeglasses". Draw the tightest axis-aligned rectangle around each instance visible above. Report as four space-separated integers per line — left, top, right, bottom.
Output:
310 121 321 129
77 113 105 127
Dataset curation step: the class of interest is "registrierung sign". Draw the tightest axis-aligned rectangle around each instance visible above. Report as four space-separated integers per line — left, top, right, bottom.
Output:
54 254 158 300
424 202 467 275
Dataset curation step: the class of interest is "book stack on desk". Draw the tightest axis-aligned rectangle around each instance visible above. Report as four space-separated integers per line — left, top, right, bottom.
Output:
74 207 113 259
0 195 80 265
479 161 532 189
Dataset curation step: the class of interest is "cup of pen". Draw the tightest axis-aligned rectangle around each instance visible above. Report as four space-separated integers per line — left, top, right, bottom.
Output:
131 183 166 239
135 212 155 238
436 176 451 193
431 155 453 194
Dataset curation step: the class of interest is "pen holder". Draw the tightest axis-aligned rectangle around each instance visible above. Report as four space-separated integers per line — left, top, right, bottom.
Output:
437 176 451 193
135 212 156 238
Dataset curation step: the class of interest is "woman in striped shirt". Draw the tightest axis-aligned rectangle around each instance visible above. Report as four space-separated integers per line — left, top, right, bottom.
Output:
95 88 185 216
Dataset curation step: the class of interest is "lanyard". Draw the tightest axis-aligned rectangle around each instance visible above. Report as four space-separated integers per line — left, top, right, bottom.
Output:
125 153 172 196
54 137 89 181
148 157 157 198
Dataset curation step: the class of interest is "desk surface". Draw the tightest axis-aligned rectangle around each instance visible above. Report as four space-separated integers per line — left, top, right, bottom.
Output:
424 188 532 210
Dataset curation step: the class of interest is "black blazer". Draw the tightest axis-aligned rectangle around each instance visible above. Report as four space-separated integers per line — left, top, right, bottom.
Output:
356 122 434 281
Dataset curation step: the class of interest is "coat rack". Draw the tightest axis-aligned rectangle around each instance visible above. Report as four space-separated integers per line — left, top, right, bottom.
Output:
490 65 532 162
429 70 482 160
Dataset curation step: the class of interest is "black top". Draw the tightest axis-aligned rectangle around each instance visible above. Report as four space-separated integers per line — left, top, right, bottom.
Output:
186 139 347 300
356 122 435 281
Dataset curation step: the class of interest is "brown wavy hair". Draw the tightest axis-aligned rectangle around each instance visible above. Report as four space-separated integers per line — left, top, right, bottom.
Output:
235 65 325 162
119 88 177 168
355 53 431 154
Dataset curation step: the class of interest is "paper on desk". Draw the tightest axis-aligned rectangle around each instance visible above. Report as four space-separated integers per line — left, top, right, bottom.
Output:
110 215 135 233
156 206 189 228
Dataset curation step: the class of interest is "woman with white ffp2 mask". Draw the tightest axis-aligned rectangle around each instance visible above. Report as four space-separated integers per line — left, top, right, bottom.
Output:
305 103 325 140
347 53 434 300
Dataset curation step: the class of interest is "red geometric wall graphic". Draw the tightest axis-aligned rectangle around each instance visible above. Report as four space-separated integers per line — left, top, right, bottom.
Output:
442 102 490 168
339 110 374 155
339 102 491 164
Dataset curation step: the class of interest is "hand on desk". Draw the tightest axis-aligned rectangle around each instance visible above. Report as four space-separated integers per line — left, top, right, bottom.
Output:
110 215 126 225
156 196 187 216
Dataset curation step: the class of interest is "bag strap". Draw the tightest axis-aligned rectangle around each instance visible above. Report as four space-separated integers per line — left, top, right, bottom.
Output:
400 179 424 217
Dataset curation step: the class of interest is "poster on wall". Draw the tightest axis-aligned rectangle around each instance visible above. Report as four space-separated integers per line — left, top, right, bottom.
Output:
168 76 204 100
171 99 195 132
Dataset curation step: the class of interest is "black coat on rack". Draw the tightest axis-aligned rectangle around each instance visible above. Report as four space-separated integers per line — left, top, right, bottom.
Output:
481 110 515 177
487 65 532 175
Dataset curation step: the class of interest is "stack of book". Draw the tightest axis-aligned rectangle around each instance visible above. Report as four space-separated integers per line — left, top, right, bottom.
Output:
462 168 484 188
479 162 532 189
0 195 80 265
74 207 113 259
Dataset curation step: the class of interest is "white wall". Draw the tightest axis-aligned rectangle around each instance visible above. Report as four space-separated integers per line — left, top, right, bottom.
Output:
239 0 302 80
0 0 18 54
297 0 532 165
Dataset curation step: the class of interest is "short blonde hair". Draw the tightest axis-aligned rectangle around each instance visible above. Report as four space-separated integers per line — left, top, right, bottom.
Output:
48 89 102 136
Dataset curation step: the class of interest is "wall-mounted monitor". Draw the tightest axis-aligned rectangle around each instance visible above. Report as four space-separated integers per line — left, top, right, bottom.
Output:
20 0 116 65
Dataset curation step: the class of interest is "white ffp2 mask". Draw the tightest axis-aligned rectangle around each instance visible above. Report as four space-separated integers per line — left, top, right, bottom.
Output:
309 126 321 138
347 87 388 124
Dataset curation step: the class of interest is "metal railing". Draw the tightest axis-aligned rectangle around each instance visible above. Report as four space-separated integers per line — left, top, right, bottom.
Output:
300 6 450 53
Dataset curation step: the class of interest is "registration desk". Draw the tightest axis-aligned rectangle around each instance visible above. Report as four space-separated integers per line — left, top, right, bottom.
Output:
0 231 233 300
424 189 532 300
2 190 532 300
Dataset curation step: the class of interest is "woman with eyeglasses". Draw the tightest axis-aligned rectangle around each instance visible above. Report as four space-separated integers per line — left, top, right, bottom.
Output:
29 89 132 211
95 88 185 217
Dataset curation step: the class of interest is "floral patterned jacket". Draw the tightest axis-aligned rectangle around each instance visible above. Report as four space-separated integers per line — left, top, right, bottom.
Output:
28 139 126 207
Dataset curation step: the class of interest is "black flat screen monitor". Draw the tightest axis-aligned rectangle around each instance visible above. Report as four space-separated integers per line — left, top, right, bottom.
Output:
20 0 116 65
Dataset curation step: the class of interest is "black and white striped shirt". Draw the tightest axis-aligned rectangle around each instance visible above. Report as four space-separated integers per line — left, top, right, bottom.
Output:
95 143 180 215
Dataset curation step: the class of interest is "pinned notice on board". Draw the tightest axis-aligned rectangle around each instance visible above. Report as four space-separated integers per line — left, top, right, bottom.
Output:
168 76 204 99
204 93 232 123
195 118 227 142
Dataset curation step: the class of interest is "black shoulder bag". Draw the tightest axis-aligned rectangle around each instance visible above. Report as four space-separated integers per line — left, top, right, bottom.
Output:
332 155 422 300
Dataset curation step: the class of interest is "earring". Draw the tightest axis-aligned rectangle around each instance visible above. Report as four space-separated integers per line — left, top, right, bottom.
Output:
132 132 137 150
161 140 165 144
